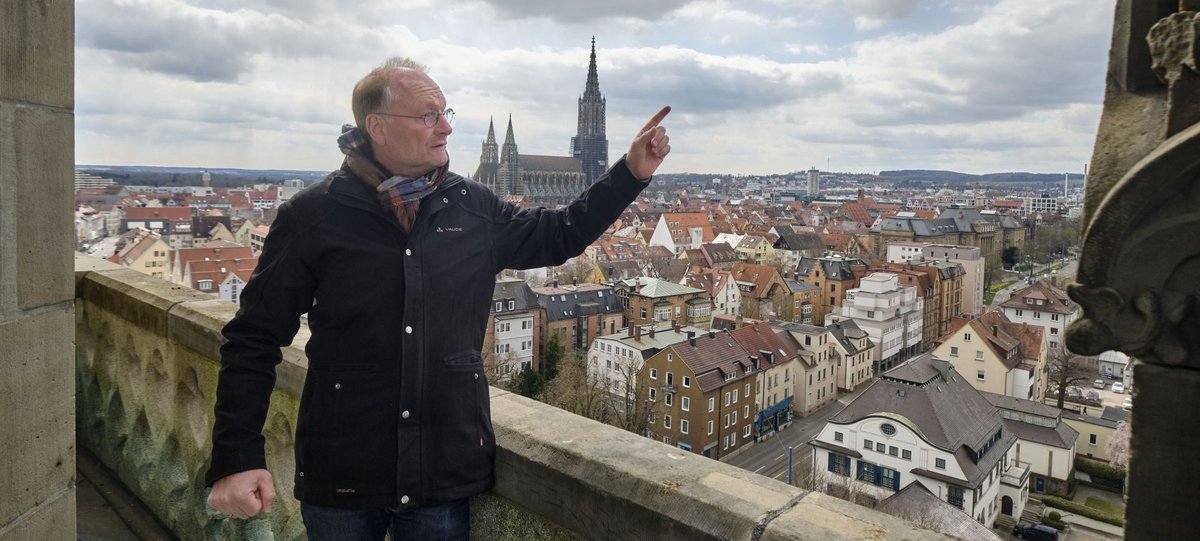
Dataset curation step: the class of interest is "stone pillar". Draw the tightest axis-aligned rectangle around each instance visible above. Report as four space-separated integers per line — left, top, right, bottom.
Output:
1065 1 1200 539
0 1 76 538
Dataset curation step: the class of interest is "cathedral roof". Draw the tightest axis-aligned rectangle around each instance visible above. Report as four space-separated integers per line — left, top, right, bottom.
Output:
518 154 584 173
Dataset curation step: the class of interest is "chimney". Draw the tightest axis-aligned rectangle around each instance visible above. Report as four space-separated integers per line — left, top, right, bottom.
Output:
635 324 642 341
735 315 744 329
708 330 716 339
1051 276 1058 287
687 330 696 346
673 321 681 333
627 325 634 338
649 327 656 339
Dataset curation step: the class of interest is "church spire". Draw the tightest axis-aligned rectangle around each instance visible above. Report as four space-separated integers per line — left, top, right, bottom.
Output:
503 114 516 146
584 36 601 98
485 116 496 145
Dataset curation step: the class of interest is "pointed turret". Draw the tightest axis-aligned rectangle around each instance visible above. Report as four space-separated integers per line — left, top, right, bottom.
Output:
504 115 516 147
485 116 497 145
479 116 499 165
584 36 601 98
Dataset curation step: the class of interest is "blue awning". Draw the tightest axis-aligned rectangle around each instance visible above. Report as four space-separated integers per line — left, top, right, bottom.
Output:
755 396 794 430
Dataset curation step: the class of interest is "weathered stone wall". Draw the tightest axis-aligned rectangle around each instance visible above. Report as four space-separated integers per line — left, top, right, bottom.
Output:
74 254 949 540
0 1 76 539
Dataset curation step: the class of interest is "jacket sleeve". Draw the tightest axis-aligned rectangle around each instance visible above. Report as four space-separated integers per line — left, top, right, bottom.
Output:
206 203 316 486
491 155 648 271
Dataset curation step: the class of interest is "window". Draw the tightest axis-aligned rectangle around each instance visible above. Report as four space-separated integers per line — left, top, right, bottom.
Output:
708 397 715 412
902 449 912 460
649 388 656 401
743 405 749 419
1052 314 1060 321
975 350 984 360
680 420 689 434
724 392 730 406
666 372 674 385
889 446 899 457
745 383 750 397
743 425 751 438
827 452 851 476
508 300 515 310
881 423 896 436
650 368 658 380
976 369 985 381
663 415 672 429
935 458 946 470
707 420 714 435
664 394 673 407
864 439 873 450
198 279 213 290
681 397 690 412
948 487 964 509
876 442 885 453
834 431 844 442
733 389 739 403
683 376 691 388
1090 434 1097 445
950 346 959 357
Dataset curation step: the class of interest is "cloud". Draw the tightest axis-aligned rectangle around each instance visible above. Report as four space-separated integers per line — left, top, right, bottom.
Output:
469 0 695 23
846 0 921 30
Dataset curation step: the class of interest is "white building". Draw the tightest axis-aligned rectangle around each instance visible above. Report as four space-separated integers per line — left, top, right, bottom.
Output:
587 323 704 405
983 392 1078 495
1000 280 1080 352
806 168 820 197
828 272 923 373
810 355 1029 527
887 243 986 316
827 319 876 392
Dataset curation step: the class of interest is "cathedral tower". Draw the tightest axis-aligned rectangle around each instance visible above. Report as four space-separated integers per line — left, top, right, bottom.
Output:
571 37 609 186
499 115 523 196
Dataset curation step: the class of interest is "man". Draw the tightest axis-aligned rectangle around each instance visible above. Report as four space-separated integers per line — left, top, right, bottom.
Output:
205 56 671 540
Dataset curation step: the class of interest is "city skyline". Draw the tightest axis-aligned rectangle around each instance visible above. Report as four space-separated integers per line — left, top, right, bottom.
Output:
77 0 1113 176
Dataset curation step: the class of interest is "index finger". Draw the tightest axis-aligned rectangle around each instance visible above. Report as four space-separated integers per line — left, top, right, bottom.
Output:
640 106 671 134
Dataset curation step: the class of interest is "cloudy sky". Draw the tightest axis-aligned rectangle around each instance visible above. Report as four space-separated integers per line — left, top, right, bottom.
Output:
76 0 1116 175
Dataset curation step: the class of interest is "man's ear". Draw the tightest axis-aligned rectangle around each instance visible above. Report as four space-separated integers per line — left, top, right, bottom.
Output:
365 114 387 147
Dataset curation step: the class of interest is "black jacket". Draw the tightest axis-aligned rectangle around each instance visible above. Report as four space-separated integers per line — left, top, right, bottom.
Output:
207 157 647 509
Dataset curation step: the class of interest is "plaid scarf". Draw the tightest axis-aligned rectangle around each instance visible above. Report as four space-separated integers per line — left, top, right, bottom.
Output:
337 125 447 232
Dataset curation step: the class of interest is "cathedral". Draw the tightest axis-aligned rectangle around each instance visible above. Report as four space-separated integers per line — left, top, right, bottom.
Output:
474 38 609 208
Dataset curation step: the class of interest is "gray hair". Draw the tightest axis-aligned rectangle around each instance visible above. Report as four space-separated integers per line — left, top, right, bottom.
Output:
352 57 429 132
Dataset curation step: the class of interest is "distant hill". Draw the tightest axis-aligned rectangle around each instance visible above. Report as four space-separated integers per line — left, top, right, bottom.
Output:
878 170 1085 184
76 165 331 188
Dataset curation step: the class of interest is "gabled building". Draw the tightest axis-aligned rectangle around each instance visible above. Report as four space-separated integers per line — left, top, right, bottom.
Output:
641 329 758 460
648 212 715 255
810 354 1028 527
729 322 799 440
728 263 789 321
530 283 624 351
184 257 259 299
827 319 876 392
783 280 821 324
983 392 1078 495
795 255 867 325
734 235 776 265
485 278 544 382
772 226 825 273
870 208 1025 282
1061 406 1130 464
106 228 170 280
1000 280 1080 353
774 323 840 417
683 269 742 318
169 243 254 286
612 277 712 329
933 310 1048 401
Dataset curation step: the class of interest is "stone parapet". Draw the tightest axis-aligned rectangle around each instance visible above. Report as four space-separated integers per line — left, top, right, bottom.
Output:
74 254 947 540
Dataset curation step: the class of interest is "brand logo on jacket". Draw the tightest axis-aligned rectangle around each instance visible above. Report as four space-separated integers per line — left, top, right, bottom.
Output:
436 226 464 233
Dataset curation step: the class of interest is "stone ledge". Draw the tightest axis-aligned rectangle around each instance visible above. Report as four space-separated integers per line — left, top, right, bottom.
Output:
76 254 212 336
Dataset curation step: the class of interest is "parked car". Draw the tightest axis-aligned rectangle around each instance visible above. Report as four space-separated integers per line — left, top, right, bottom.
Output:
1093 379 1107 389
1013 523 1060 541
1067 387 1083 398
1087 390 1101 401
1112 382 1125 393
1123 397 1133 410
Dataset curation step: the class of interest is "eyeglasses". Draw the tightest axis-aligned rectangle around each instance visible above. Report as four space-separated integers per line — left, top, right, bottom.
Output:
372 108 455 127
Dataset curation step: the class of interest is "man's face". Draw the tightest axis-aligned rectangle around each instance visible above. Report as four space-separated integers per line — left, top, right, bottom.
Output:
369 71 453 178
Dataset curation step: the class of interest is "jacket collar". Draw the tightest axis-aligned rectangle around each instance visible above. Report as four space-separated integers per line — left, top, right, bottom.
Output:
327 164 468 223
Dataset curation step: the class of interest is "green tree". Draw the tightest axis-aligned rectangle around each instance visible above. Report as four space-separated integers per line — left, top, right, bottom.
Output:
512 366 545 398
541 333 564 382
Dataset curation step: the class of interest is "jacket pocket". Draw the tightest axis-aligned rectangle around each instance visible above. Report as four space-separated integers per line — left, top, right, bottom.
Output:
297 368 398 496
442 351 483 370
426 359 493 491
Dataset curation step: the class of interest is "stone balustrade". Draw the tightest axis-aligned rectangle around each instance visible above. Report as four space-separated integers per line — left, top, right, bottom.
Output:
74 254 948 540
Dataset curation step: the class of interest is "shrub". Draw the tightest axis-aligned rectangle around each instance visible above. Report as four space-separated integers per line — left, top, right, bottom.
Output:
1041 517 1067 531
1042 495 1125 527
1075 457 1125 492
1047 511 1062 521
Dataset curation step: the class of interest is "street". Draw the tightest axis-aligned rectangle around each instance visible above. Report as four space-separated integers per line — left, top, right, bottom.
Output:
989 258 1079 309
723 384 870 484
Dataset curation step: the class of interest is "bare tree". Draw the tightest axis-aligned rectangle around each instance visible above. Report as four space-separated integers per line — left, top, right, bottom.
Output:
552 255 597 286
1107 418 1131 469
539 347 610 422
1047 348 1095 410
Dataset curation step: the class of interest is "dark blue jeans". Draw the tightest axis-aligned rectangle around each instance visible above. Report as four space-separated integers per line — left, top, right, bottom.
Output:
301 499 469 541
